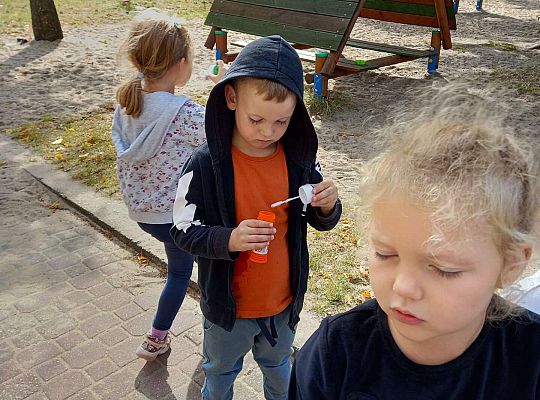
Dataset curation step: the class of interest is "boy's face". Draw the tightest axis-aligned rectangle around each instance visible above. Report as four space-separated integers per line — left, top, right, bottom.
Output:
225 81 296 157
368 195 505 364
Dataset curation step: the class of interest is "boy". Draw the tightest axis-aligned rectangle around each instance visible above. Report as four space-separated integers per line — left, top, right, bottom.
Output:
171 35 342 400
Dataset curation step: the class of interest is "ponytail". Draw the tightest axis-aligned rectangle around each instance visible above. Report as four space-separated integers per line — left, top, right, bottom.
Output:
117 77 143 117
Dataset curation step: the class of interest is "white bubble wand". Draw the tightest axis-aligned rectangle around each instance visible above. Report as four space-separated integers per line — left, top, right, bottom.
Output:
271 184 314 209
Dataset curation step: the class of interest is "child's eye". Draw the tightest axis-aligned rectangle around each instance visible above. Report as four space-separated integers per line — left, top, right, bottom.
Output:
277 120 287 126
249 118 261 125
431 266 462 279
374 251 395 260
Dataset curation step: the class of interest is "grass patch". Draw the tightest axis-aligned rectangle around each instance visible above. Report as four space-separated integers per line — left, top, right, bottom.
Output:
483 40 518 52
450 44 467 53
0 0 212 35
304 86 354 118
490 69 540 95
6 104 119 196
307 205 372 316
188 92 210 107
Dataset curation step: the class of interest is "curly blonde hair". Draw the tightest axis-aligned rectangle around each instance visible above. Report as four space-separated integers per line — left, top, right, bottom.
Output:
359 84 539 319
116 9 192 117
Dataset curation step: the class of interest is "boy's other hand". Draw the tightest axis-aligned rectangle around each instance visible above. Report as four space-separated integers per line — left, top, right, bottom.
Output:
228 219 276 252
311 180 338 216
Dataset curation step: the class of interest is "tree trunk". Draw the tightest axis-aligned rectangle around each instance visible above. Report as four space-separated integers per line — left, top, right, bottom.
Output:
30 0 63 41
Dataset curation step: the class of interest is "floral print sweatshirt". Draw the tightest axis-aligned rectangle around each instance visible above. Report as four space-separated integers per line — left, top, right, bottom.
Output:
111 91 205 224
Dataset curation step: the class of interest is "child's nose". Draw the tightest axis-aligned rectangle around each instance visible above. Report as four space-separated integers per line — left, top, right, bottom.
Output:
260 126 274 139
392 265 422 300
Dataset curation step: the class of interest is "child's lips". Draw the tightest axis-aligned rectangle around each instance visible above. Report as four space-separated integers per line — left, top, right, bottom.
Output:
392 308 423 325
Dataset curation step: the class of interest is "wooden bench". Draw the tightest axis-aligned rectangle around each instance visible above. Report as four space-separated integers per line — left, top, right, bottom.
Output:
204 0 457 97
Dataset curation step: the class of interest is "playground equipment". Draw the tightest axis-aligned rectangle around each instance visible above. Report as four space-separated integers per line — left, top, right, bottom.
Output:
204 0 457 97
453 0 482 13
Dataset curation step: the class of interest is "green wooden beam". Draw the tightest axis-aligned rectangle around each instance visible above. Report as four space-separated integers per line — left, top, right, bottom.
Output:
218 0 358 18
205 13 343 50
364 0 454 19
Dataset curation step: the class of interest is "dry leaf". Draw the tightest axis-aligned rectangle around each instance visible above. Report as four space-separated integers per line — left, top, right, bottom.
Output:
51 138 63 145
137 253 150 265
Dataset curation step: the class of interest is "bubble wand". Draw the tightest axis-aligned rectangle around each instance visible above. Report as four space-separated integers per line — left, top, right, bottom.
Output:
271 184 314 209
271 196 300 208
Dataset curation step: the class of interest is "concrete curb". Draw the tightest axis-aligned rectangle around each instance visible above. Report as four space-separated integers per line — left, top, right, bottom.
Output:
0 135 321 348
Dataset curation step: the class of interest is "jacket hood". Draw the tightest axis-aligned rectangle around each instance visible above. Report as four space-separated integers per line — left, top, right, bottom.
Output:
112 92 188 163
205 35 317 167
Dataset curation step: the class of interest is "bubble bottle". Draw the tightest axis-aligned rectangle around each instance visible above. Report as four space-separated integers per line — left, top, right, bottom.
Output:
249 211 276 263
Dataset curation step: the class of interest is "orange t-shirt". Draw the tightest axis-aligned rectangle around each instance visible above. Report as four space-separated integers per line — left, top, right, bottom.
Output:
231 143 292 318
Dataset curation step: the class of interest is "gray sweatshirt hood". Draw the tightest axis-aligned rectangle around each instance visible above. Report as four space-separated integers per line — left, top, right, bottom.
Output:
112 91 188 163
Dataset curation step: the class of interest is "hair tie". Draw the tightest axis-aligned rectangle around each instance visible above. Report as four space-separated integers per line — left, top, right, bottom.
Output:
136 72 144 80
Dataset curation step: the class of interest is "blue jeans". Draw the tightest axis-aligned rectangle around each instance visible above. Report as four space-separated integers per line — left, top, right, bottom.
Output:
138 222 194 331
201 305 294 400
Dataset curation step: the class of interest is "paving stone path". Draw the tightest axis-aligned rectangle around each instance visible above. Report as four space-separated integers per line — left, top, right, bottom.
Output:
0 157 265 399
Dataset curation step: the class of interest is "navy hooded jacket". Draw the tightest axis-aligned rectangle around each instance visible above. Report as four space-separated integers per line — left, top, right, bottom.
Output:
170 36 342 332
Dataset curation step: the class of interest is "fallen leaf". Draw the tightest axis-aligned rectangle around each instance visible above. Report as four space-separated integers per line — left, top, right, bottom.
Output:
55 153 63 160
45 202 60 210
137 253 150 265
51 138 63 145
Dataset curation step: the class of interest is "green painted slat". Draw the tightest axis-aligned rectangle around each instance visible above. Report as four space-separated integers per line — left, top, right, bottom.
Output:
347 38 433 57
205 13 343 50
364 0 440 17
210 1 350 34
220 0 358 18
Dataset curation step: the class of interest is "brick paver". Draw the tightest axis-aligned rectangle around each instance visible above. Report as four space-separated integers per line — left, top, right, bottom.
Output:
0 158 265 399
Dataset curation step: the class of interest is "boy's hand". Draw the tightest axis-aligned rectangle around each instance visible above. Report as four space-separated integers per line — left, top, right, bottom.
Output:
311 180 338 216
228 219 276 252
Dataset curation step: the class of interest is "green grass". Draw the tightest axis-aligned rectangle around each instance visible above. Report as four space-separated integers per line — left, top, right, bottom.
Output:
307 206 372 316
450 44 467 53
304 86 354 118
490 69 540 95
6 104 120 196
0 0 211 35
482 40 518 52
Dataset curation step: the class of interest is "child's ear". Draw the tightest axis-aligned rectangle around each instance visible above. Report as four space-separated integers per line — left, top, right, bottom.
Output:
497 244 533 288
224 84 237 111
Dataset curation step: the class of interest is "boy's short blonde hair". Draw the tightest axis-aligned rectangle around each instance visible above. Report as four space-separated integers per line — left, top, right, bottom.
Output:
232 77 294 103
360 84 539 317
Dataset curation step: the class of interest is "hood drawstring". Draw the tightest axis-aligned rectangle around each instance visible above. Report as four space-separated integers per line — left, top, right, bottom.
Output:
256 316 278 347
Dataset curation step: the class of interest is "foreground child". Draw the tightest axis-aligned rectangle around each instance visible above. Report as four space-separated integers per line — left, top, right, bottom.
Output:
111 10 205 360
289 86 540 399
171 36 342 399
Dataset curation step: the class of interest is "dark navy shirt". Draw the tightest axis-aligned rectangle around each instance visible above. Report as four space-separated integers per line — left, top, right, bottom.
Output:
289 299 540 400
